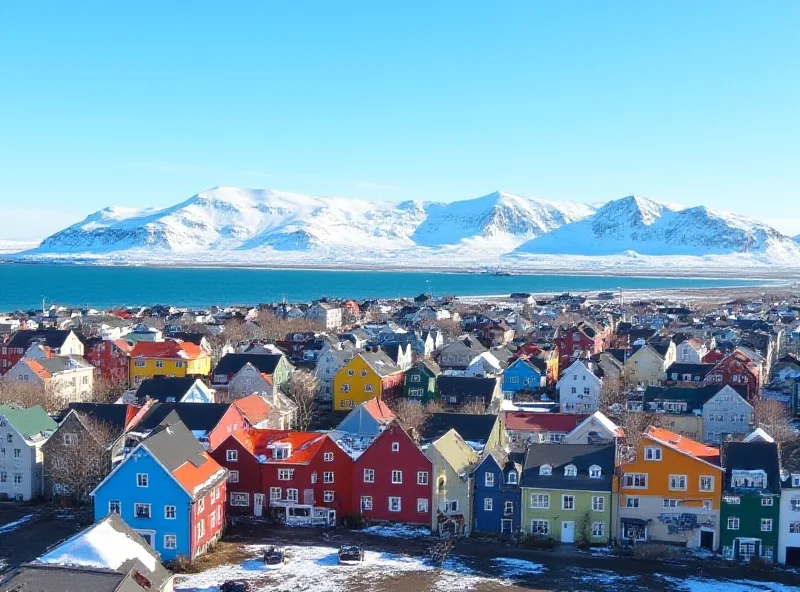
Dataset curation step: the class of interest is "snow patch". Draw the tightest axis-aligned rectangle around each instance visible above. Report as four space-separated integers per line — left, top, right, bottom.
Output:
491 557 546 576
0 514 33 533
359 523 432 539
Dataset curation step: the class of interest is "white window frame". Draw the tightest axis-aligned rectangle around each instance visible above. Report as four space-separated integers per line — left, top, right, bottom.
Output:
228 469 239 483
324 491 335 503
417 471 429 485
484 497 493 511
625 496 639 508
623 473 648 489
591 522 605 538
530 494 550 509
361 495 373 511
164 534 177 549
391 442 400 452
485 473 495 487
669 474 687 491
134 503 151 519
323 471 334 484
644 446 662 461
323 451 334 462
391 470 403 484
278 469 294 481
727 516 740 530
562 495 575 510
592 496 605 512
164 505 176 519
226 449 238 462
417 498 428 513
761 518 773 532
109 500 121 514
389 496 401 512
270 487 281 500
530 519 549 535
136 473 149 488
699 475 714 492
363 468 375 483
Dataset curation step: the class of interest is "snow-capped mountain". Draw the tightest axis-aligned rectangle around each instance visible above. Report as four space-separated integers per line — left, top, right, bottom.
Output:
31 187 594 254
515 195 800 258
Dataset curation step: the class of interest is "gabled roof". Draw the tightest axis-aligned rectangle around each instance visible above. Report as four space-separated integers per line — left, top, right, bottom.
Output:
66 403 138 436
7 329 75 349
130 340 206 360
521 443 615 491
233 429 330 465
358 351 402 377
502 412 586 433
665 362 716 379
214 352 284 376
134 376 205 403
567 411 623 438
361 397 396 423
0 405 57 440
642 384 744 409
721 441 781 494
135 402 231 433
437 376 498 399
645 426 721 467
233 394 274 426
421 413 498 445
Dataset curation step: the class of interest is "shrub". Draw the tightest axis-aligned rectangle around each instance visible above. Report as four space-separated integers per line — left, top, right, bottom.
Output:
633 543 671 561
521 535 558 550
341 514 366 530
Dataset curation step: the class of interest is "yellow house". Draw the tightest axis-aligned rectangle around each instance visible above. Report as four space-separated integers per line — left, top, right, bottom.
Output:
625 342 676 387
129 340 211 385
333 351 403 411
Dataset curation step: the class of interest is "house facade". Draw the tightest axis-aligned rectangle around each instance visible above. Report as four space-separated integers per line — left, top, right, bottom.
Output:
129 341 211 386
213 352 293 394
85 339 131 385
502 358 544 400
427 429 479 537
625 343 676 387
306 302 343 330
0 329 84 375
557 360 602 414
702 385 754 445
6 356 95 404
403 360 440 402
704 351 760 400
472 452 522 536
332 351 403 411
227 362 275 399
778 440 800 565
0 405 56 501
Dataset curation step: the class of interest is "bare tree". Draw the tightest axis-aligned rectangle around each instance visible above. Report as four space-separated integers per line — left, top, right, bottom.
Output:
426 319 462 342
0 378 60 413
283 370 320 431
753 398 795 444
616 412 664 462
92 376 128 404
457 400 488 415
394 399 431 442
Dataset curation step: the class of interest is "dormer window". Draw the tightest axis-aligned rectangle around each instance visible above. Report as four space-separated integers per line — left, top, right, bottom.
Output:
793 475 800 488
564 464 577 477
507 471 518 485
273 444 292 460
731 469 767 489
539 464 552 476
589 465 602 478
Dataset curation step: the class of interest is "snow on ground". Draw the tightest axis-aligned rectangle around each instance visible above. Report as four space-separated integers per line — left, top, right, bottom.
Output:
656 573 798 592
570 567 638 585
490 557 546 576
359 523 432 539
0 514 33 534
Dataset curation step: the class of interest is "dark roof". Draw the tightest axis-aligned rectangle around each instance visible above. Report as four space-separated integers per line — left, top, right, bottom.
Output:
166 331 208 345
0 566 127 592
7 329 75 349
66 403 132 435
521 443 615 491
642 385 746 409
214 353 283 376
650 341 673 357
135 402 230 433
665 363 716 380
420 413 498 444
721 441 781 494
135 376 202 403
437 376 498 400
141 414 208 473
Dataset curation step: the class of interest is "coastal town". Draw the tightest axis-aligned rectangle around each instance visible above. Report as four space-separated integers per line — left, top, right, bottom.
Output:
0 286 799 591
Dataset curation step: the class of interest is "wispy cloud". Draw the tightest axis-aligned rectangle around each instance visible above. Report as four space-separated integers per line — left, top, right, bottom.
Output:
354 180 401 191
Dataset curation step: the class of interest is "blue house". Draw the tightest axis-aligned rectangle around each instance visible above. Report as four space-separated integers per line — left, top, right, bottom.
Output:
501 357 545 400
91 413 227 561
473 452 523 535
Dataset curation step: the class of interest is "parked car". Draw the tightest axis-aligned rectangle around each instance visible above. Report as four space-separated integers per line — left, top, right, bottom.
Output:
221 580 252 592
263 546 287 569
338 544 365 565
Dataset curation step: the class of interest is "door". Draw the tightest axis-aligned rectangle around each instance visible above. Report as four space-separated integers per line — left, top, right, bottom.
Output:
786 547 800 567
327 509 337 527
501 519 513 535
561 521 575 543
254 493 264 517
700 530 714 550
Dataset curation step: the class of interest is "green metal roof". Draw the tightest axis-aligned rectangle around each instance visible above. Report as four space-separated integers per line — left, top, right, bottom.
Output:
0 405 58 440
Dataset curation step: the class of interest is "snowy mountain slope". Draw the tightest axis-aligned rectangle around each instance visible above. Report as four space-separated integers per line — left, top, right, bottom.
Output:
515 195 800 260
29 187 593 254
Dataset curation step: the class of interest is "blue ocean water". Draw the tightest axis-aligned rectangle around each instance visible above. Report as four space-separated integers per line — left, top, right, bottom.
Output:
0 264 772 311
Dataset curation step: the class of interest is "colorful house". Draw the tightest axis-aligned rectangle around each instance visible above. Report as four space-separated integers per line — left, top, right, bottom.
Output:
352 422 433 525
501 357 545 400
426 429 479 537
333 351 403 411
779 439 800 565
132 402 247 452
520 444 615 544
404 360 441 402
129 340 211 386
472 451 522 536
0 329 84 375
85 338 132 385
719 441 781 562
0 405 57 501
212 352 293 393
618 427 723 549
91 415 227 560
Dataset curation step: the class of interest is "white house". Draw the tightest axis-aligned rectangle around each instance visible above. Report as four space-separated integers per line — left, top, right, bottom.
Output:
778 441 800 565
306 302 343 330
701 385 754 445
0 405 57 500
314 344 355 401
557 360 602 414
564 411 623 445
228 362 275 399
676 338 709 364
6 356 95 403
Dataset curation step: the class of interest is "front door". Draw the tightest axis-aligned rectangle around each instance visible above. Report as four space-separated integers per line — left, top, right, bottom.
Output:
501 519 513 535
254 493 264 517
327 509 336 526
700 529 714 550
561 521 575 543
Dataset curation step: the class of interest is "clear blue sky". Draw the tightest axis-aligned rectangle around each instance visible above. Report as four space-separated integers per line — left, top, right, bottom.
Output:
1 1 798 240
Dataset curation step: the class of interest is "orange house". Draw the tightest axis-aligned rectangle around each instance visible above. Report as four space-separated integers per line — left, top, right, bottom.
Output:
618 426 724 550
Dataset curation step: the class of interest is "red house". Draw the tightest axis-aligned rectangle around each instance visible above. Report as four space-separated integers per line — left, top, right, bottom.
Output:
212 430 354 524
704 350 760 400
85 338 132 385
352 423 432 526
555 323 608 368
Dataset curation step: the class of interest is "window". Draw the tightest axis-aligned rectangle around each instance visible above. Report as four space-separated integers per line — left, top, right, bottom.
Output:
485 473 495 487
644 447 662 461
592 496 605 512
341 384 350 393
389 497 401 512
790 522 800 534
365 385 373 392
12 473 21 485
0 473 5 483
669 475 687 491
165 505 176 519
323 471 334 484
417 471 429 485
137 474 149 488
155 360 163 368
197 498 205 513
448 500 459 512
793 475 800 487
62 433 78 446
278 469 294 481
286 488 299 502
195 520 204 542
792 497 800 511
210 512 216 529
134 503 151 519
507 472 518 485
228 470 239 483
724 495 741 505
164 534 177 550
761 518 773 532
623 473 648 489
484 498 493 511
625 496 639 508
589 465 601 478
539 464 552 476
564 465 577 477
324 491 335 503
361 496 373 511
571 387 577 394
418 498 428 513
562 495 575 510
323 452 334 462
727 517 740 530
109 500 121 514
530 494 549 509
348 369 355 376
134 360 146 368
703 499 712 511
731 469 767 489
226 449 238 462
13 449 20 459
699 476 714 492
391 470 403 484
391 442 400 452
270 487 281 500
592 522 605 538
663 499 680 508
363 469 375 483
504 501 514 515
761 497 773 507
360 369 368 377
530 520 549 535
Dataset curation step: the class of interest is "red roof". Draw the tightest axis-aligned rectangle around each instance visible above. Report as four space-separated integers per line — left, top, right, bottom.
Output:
502 412 587 433
234 394 273 426
645 426 720 464
25 359 52 379
234 429 329 465
173 451 226 495
112 339 134 354
130 340 206 360
362 398 395 423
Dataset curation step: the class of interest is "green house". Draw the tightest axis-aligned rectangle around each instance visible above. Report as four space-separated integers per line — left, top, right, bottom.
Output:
520 444 615 545
404 360 441 402
720 441 781 562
